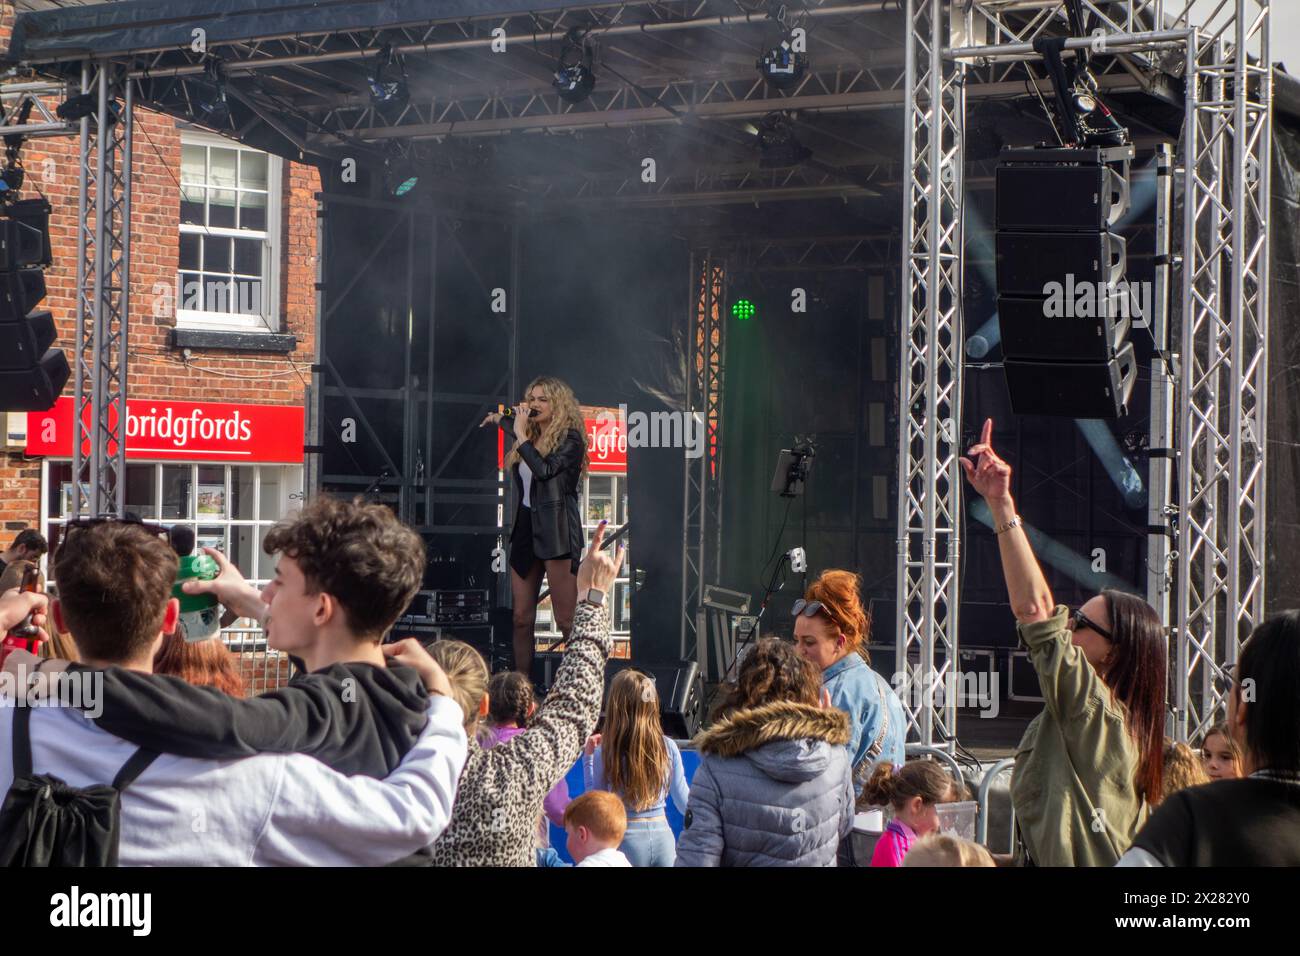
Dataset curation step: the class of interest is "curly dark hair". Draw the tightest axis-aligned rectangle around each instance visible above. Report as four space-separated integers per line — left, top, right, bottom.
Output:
487 670 535 727
714 637 822 720
263 496 425 640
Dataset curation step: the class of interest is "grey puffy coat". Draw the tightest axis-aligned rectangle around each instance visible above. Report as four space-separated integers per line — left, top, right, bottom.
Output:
675 700 854 867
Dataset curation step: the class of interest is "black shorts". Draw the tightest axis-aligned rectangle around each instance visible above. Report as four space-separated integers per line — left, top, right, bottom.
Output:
509 505 578 578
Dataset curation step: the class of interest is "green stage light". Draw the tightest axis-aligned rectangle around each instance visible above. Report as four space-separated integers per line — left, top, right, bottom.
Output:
732 298 756 321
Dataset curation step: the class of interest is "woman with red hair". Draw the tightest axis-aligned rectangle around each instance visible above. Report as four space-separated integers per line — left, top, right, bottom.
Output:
792 569 907 791
153 629 246 698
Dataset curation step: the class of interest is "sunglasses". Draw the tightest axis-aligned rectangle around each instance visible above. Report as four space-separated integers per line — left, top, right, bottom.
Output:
791 598 827 618
1068 607 1113 641
61 515 170 552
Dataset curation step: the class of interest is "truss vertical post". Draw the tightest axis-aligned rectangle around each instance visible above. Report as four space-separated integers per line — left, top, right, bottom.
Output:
681 252 725 664
72 62 131 518
896 0 965 750
1174 1 1271 742
1147 144 1174 624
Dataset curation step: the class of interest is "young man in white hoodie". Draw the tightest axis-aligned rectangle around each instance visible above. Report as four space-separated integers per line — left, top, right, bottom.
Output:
0 520 467 866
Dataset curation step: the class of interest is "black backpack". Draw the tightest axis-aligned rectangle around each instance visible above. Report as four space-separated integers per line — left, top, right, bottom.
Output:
0 704 158 866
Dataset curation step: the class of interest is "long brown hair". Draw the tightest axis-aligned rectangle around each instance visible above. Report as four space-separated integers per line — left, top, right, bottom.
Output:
504 376 589 475
153 631 246 697
602 669 669 812
1099 590 1167 805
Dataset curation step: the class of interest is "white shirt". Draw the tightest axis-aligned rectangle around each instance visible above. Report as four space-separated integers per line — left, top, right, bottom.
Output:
520 458 533 508
575 846 632 867
0 695 467 866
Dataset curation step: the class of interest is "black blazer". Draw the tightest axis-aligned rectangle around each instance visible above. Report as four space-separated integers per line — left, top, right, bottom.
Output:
502 424 586 561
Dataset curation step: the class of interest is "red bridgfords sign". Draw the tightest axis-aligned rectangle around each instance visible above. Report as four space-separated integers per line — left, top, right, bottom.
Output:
496 407 627 473
26 398 304 463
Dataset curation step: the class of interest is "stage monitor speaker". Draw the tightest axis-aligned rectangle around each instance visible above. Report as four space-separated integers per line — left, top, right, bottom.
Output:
995 231 1126 297
604 659 704 739
997 294 1131 362
1003 341 1138 419
995 163 1130 231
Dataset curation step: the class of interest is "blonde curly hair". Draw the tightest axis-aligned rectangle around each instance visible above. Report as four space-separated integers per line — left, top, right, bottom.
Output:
504 375 589 476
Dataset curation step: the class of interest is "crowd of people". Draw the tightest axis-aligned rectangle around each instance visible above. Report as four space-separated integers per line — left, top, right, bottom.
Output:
0 412 1296 867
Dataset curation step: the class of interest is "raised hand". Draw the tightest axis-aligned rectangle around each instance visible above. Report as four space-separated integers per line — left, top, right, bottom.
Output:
480 411 503 428
958 418 1013 503
383 638 454 698
577 520 625 595
181 547 267 622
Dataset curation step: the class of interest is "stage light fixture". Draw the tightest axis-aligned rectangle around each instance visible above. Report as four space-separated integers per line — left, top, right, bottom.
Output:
553 27 596 104
368 44 409 110
732 299 756 321
756 37 808 91
56 93 96 122
756 112 811 169
194 61 230 127
383 149 419 198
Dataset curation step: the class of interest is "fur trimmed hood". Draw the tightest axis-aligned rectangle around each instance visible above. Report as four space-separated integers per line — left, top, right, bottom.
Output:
693 700 851 757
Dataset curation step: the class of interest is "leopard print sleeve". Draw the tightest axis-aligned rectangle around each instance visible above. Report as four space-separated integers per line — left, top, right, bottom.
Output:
500 601 612 807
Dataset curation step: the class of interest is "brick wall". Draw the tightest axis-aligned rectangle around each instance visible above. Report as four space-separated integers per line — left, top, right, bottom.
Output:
0 3 318 533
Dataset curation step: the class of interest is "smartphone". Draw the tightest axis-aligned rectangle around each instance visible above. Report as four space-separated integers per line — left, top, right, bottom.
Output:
6 566 42 639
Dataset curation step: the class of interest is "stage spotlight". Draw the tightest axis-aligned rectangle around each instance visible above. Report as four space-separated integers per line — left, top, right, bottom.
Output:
554 27 596 104
756 37 808 91
55 93 120 126
194 61 230 127
383 151 419 197
56 93 96 122
732 299 756 321
368 44 409 110
756 113 810 169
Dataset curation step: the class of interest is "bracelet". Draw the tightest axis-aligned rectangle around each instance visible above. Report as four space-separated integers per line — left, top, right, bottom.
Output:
994 515 1023 535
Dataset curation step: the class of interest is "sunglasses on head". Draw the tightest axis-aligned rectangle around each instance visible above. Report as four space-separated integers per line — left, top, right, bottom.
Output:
791 598 827 618
61 514 170 550
1069 607 1113 641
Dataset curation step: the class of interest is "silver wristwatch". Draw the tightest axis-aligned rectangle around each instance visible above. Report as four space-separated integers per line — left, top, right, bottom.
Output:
581 587 606 608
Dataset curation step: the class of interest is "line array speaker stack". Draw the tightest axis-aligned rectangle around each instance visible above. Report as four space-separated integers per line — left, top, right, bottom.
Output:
0 198 67 412
995 145 1137 418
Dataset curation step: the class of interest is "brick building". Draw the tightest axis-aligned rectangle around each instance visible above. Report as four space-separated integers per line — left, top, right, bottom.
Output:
0 3 318 580
0 4 319 686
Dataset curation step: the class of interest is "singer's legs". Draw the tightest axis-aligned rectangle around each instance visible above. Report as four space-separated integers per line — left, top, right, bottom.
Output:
544 557 579 640
511 561 545 676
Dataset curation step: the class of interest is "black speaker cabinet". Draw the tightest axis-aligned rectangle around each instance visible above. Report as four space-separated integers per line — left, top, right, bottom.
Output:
995 230 1126 297
997 294 1132 362
1003 341 1137 419
995 163 1130 231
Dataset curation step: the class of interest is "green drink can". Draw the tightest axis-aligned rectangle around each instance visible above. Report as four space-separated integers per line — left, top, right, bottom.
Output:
173 553 222 643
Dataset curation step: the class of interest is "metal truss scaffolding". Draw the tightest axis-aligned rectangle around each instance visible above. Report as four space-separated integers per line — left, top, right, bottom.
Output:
73 63 133 517
895 0 965 750
681 252 726 661
907 0 1272 749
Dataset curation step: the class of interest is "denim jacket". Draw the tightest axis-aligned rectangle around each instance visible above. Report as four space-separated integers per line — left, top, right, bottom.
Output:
821 653 907 791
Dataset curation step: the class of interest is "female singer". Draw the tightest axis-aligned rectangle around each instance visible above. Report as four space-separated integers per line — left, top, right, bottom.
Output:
481 376 590 677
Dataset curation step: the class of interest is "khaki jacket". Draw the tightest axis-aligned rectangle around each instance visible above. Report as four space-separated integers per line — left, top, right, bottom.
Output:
1011 605 1147 866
